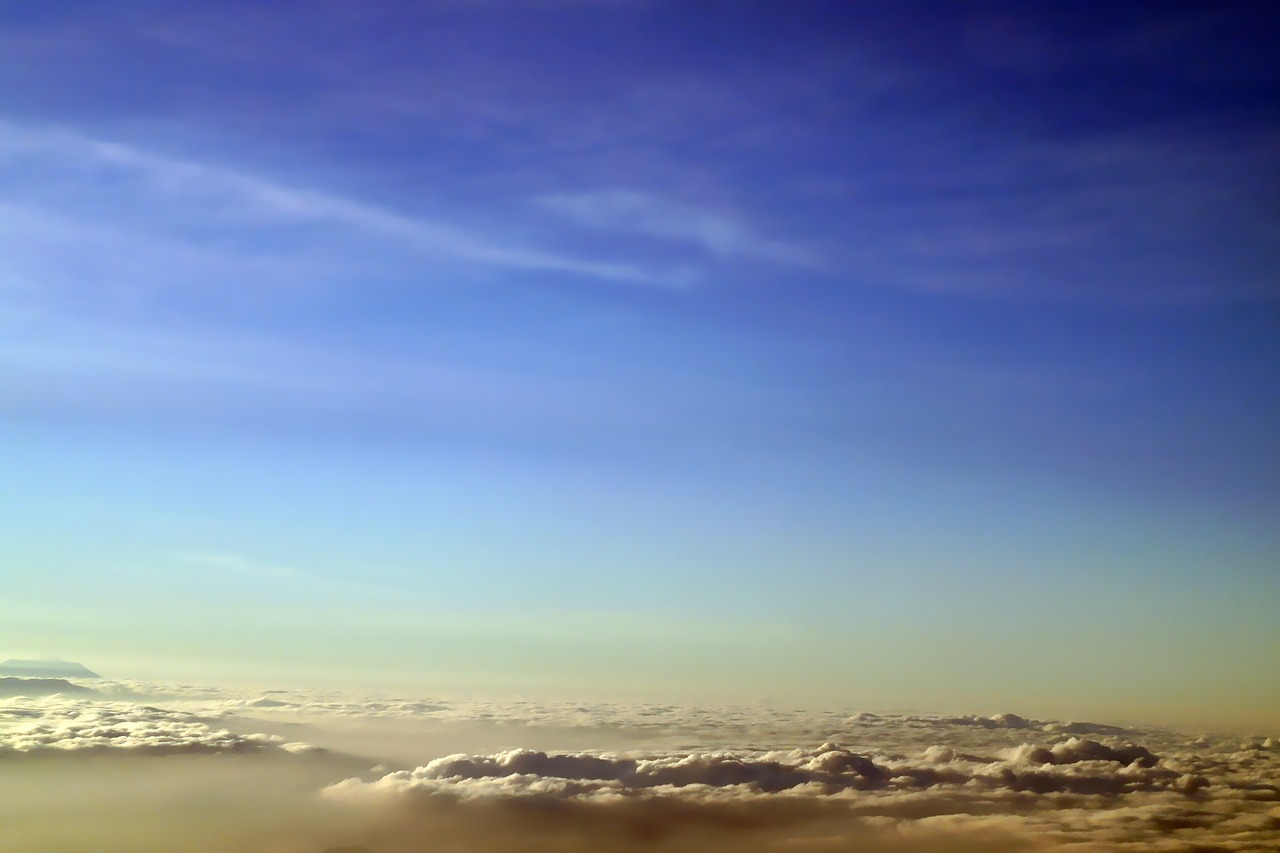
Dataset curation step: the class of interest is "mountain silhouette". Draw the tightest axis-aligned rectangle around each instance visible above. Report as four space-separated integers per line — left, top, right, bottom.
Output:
0 659 101 678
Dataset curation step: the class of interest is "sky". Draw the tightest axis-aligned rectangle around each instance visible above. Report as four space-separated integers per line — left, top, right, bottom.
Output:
1 0 1277 728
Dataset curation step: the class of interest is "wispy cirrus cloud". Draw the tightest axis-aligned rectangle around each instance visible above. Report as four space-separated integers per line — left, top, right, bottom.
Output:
0 121 673 294
535 189 815 267
176 552 322 586
173 552 397 601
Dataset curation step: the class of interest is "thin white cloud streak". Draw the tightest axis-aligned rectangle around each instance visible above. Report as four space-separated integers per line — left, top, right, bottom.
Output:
535 189 815 266
173 552 397 600
0 301 640 433
0 121 669 288
176 552 325 585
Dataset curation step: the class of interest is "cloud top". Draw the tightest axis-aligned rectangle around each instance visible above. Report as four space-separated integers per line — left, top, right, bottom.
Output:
325 735 1197 804
0 697 306 756
4 685 1278 850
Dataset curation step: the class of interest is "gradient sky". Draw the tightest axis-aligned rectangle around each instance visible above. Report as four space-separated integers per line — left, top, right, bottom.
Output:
2 1 1277 727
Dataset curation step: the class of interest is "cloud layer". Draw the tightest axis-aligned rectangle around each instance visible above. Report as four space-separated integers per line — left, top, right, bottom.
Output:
322 736 1279 850
0 696 313 756
5 685 1278 851
323 735 1192 802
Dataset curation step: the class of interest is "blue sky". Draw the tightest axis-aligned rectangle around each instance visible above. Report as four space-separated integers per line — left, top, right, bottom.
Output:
2 1 1277 726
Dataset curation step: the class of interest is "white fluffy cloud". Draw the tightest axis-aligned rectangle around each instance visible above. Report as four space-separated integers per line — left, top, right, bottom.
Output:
11 683 1275 850
0 696 315 756
323 735 1198 803
321 734 1280 849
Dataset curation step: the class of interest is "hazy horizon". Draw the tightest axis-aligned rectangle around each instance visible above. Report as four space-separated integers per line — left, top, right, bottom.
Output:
3 655 1277 735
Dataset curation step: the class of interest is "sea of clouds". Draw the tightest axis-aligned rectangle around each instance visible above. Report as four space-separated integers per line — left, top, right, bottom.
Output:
1 679 1276 852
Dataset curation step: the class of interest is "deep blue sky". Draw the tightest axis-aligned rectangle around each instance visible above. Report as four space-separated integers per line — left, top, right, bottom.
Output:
2 1 1277 724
